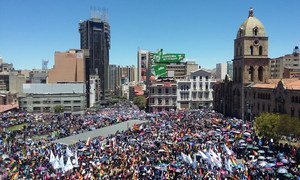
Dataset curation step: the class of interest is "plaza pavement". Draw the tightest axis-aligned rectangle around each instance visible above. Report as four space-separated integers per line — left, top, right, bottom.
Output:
53 119 146 145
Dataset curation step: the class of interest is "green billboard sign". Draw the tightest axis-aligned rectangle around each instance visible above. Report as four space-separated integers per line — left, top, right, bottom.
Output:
152 49 185 63
152 64 167 77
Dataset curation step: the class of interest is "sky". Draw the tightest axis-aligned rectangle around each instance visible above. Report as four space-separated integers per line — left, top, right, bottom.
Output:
0 0 299 70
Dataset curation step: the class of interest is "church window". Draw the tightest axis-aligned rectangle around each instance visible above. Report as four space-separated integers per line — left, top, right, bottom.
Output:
253 27 258 36
249 66 254 81
292 96 295 103
259 46 263 55
250 46 254 55
258 66 264 81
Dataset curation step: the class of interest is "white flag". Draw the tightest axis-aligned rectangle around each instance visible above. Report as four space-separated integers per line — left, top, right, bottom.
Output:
64 157 73 172
224 145 233 155
66 147 74 157
59 156 64 169
49 150 55 163
73 151 79 167
198 150 208 159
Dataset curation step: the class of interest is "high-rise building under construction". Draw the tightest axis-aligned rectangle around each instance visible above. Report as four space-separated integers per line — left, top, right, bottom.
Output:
79 13 110 100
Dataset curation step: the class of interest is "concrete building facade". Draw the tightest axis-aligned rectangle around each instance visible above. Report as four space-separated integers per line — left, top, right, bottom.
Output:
48 49 86 83
270 46 300 79
148 78 177 112
89 75 101 107
19 83 86 113
9 71 26 96
215 63 227 82
137 49 150 82
29 69 48 83
177 69 215 110
227 61 233 79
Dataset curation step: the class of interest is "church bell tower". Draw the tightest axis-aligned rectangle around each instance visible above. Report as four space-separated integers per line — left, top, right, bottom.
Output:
233 7 270 85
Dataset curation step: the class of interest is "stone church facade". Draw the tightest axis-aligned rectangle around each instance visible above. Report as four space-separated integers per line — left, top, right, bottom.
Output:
213 8 300 119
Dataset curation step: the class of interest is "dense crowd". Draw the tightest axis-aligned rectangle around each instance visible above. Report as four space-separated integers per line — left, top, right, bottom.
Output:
0 102 144 142
1 107 300 179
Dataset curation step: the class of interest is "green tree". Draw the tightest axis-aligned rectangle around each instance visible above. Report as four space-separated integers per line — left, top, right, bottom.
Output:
254 113 280 139
278 115 300 137
133 95 146 110
53 105 64 113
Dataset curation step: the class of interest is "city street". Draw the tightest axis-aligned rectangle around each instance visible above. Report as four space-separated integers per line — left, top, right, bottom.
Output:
54 119 145 145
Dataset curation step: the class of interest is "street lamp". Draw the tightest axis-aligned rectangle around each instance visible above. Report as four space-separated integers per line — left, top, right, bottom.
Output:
246 102 252 122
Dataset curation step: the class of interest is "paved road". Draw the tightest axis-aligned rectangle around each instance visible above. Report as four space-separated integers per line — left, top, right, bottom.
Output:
53 119 146 145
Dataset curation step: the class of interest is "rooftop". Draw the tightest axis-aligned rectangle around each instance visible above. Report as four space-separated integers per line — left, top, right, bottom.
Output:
252 78 300 90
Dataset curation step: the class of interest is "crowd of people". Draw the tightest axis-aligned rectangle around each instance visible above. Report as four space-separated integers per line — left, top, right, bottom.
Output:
0 105 300 179
0 102 144 142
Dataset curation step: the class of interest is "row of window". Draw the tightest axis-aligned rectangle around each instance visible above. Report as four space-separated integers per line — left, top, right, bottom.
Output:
29 100 82 104
192 76 209 81
30 106 82 112
149 98 176 105
257 93 271 100
150 87 176 94
291 96 300 103
180 83 211 91
180 92 210 100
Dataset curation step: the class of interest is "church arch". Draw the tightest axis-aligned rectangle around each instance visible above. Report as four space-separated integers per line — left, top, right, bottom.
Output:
249 66 254 81
259 46 263 55
250 46 254 55
258 66 264 81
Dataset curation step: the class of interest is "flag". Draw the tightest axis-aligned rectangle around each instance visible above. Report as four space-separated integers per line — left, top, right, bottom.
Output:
230 156 237 166
86 137 91 146
187 154 193 165
58 156 64 169
10 159 16 167
224 145 233 155
225 158 233 172
49 150 55 163
198 150 208 159
73 151 79 167
162 145 170 154
12 166 18 173
66 147 73 157
63 157 73 172
11 172 19 180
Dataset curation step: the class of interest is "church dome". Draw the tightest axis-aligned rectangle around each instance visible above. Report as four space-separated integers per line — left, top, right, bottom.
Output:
237 8 266 38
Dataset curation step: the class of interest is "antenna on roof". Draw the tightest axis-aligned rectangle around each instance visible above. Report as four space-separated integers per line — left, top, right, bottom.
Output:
42 59 49 70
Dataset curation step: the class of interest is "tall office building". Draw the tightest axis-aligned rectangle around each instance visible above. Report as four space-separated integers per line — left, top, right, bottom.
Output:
227 60 233 79
79 15 110 100
270 46 300 79
137 49 150 82
215 63 227 81
48 49 86 83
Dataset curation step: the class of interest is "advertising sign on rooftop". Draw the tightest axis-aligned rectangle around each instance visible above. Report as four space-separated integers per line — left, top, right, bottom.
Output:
152 64 167 77
152 49 185 63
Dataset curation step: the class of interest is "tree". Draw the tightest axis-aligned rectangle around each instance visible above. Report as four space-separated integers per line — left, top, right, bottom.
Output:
53 105 64 113
255 113 300 139
277 115 300 137
254 113 280 139
133 95 146 110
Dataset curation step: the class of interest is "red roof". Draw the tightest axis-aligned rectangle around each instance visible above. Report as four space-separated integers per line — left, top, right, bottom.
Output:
0 104 19 113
